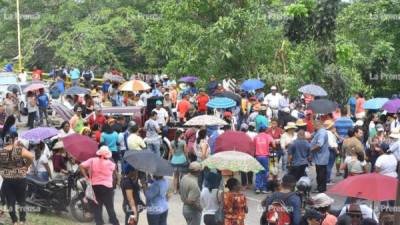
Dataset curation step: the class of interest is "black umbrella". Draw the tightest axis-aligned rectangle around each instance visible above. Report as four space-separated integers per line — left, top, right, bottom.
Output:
124 150 173 176
308 99 337 114
215 91 241 103
64 86 90 95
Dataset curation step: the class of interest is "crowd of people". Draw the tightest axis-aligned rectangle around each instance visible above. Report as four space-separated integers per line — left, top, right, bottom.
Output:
0 68 398 225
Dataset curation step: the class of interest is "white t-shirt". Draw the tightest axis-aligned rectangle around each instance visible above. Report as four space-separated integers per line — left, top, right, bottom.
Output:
375 154 398 177
344 156 366 174
33 154 49 173
339 204 378 223
153 108 169 126
265 93 282 109
327 130 338 148
200 188 221 215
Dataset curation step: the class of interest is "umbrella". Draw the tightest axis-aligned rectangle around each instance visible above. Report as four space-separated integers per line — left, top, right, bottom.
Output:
179 76 198 83
51 103 74 121
103 73 126 83
214 91 241 103
64 86 90 95
63 134 98 162
184 115 228 126
119 80 151 92
202 151 264 172
23 83 45 92
308 99 336 114
364 98 389 110
298 84 328 96
215 131 255 156
206 97 236 109
382 99 400 113
124 150 173 176
327 173 397 201
240 79 265 91
21 127 59 141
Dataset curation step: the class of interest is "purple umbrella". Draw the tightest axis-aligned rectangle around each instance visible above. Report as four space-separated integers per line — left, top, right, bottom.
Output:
21 127 59 141
179 76 198 83
382 99 400 113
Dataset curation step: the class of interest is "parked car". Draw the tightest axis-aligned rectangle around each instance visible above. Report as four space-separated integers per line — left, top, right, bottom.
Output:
0 72 27 114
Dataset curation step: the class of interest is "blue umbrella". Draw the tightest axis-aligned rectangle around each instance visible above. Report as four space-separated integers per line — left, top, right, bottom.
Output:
298 84 327 96
64 86 90 95
364 98 389 110
207 97 236 109
240 79 265 91
179 76 198 83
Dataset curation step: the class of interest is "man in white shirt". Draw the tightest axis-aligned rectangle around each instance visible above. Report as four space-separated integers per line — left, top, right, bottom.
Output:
152 100 169 137
265 86 282 118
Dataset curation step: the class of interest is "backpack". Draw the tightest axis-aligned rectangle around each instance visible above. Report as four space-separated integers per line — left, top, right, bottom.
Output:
264 192 295 225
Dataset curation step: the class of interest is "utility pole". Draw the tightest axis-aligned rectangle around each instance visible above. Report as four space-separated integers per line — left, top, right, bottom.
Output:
16 0 23 72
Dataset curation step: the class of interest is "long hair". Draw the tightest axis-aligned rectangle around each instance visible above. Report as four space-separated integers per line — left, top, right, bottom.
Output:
174 129 183 149
196 129 207 144
59 121 69 130
102 123 114 134
1 115 15 139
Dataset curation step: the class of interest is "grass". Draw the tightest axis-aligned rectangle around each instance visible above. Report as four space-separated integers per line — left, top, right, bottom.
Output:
0 213 80 225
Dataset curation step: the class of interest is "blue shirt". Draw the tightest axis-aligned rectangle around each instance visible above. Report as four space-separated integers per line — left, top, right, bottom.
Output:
347 97 356 116
288 139 311 166
145 178 169 215
151 88 163 97
37 94 49 108
56 80 65 94
70 68 80 80
209 129 223 154
335 117 354 139
311 128 330 165
255 115 268 132
100 132 119 152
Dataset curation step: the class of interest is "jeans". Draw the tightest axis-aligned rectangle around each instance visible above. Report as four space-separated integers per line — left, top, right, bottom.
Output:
27 111 36 129
182 205 202 225
147 210 168 225
240 171 253 186
92 185 120 225
2 178 27 223
290 165 308 181
38 107 48 126
255 156 269 191
72 79 79 86
147 141 161 156
316 165 327 193
36 171 49 182
326 148 336 182
112 151 120 171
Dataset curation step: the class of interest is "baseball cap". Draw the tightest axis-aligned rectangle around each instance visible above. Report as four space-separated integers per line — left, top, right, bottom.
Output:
376 124 384 132
156 100 162 105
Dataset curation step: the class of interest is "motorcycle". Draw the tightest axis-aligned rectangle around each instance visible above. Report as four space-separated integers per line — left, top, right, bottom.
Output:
25 170 93 222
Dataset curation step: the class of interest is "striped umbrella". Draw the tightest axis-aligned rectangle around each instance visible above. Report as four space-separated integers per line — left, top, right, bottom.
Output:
119 80 151 92
206 97 236 109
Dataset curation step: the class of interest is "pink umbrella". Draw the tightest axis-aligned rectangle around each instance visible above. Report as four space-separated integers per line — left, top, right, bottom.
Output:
215 131 255 156
63 134 98 162
23 83 45 92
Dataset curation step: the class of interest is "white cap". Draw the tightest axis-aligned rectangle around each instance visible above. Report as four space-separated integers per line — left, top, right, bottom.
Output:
271 86 277 90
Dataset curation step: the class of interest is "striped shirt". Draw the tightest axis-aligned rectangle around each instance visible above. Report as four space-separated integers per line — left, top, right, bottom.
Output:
335 117 354 139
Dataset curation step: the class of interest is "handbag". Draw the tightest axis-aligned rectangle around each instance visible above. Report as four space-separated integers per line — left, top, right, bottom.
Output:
214 190 224 224
85 160 97 204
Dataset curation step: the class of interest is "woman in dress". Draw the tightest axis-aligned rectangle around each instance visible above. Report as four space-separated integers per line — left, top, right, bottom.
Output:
224 178 248 225
169 129 188 194
194 128 210 162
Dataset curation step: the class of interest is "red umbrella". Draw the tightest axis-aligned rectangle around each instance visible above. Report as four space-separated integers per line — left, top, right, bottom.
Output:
327 173 398 201
63 134 98 162
215 131 255 156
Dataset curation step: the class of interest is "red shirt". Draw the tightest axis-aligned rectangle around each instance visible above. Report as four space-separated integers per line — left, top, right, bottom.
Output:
254 132 274 156
32 69 43 80
88 113 107 129
177 99 190 119
196 95 209 112
266 127 283 140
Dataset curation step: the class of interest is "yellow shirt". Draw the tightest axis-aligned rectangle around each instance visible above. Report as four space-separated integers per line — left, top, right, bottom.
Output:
127 133 146 150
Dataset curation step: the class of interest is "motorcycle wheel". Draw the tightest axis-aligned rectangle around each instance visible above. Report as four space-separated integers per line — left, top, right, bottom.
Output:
70 194 94 223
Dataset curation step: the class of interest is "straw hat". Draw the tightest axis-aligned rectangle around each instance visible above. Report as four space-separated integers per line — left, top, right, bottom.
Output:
179 83 187 90
90 89 99 97
295 119 307 127
96 146 112 159
323 120 334 130
311 193 334 208
284 122 297 130
389 128 400 139
189 162 202 171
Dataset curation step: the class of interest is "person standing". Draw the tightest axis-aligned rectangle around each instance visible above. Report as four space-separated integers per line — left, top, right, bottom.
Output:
224 178 248 225
127 124 146 151
69 106 84 133
355 92 365 120
26 91 38 129
144 111 162 156
200 172 223 225
79 146 119 225
265 86 281 118
70 67 81 86
311 120 330 193
31 66 43 80
177 95 191 124
288 130 311 181
324 120 339 184
100 123 119 165
120 165 140 225
37 88 50 126
0 139 33 225
88 107 107 129
280 122 297 174
143 175 169 225
334 108 354 176
255 107 269 132
152 100 169 136
196 88 209 115
169 129 188 194
180 162 203 225
254 124 275 194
